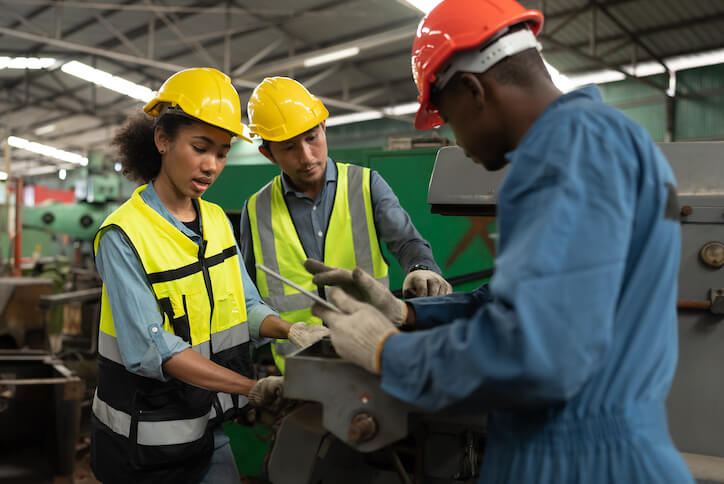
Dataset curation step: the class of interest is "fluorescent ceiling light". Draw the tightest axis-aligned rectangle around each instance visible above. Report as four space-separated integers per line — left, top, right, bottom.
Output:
61 60 154 102
7 136 88 166
303 47 360 67
547 46 724 93
326 110 382 126
326 101 420 126
399 0 442 14
383 102 419 116
0 56 55 69
34 124 56 135
0 171 7 181
327 44 724 127
15 165 67 177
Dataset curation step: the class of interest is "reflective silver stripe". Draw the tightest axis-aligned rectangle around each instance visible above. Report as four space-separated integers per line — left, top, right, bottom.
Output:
193 340 211 359
210 321 250 352
347 165 375 276
274 340 298 356
377 275 390 288
257 167 384 311
93 390 212 446
137 411 211 446
256 183 287 306
266 292 316 313
210 393 249 419
98 331 124 365
92 389 130 437
256 182 314 312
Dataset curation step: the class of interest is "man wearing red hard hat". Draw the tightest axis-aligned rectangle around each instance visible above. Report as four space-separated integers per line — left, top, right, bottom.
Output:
310 0 694 482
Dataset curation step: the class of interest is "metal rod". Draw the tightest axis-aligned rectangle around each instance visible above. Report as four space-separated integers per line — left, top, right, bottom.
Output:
677 300 711 310
0 377 81 385
387 448 413 484
13 176 22 277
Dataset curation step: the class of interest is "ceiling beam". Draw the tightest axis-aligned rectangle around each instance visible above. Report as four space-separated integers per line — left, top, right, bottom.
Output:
0 0 382 17
0 26 186 73
93 12 146 58
544 12 724 57
237 23 418 80
541 35 669 93
593 0 669 74
144 0 221 70
231 38 283 76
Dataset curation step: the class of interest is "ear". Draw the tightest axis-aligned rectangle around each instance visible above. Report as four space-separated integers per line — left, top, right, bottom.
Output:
154 126 169 155
459 73 486 111
320 120 326 131
258 145 277 165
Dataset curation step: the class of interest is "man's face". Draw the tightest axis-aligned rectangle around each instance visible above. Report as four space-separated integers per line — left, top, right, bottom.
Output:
264 124 328 189
434 77 507 171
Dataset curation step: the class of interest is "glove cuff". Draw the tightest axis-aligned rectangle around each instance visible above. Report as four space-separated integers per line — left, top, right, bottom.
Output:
375 328 399 374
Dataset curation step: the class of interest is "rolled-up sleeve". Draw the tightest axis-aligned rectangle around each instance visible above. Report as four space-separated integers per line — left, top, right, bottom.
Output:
240 249 277 347
371 171 441 274
96 229 189 381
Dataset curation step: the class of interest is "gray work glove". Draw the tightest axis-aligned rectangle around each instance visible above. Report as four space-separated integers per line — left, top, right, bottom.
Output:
311 288 399 375
248 376 285 412
304 258 407 326
288 322 330 348
402 269 452 298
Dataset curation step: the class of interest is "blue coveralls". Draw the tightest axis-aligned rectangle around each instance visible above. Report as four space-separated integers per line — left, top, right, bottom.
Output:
381 86 694 483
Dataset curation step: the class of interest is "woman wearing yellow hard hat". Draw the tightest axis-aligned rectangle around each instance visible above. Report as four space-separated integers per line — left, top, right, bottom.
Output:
89 67 325 484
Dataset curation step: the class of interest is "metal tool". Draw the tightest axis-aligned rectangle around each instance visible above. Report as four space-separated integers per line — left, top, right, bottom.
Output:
256 263 341 313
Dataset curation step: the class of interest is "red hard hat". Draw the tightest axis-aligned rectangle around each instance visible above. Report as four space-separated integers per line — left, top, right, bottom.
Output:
411 0 544 130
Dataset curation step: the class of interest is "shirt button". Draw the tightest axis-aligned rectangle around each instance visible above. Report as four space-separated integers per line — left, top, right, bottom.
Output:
317 231 323 237
151 326 158 333
312 205 317 211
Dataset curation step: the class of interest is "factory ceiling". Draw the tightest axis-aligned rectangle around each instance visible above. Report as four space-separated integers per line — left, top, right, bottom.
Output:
1 0 724 176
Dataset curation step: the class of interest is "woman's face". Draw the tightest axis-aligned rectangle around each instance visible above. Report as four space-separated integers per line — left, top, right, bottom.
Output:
156 121 232 200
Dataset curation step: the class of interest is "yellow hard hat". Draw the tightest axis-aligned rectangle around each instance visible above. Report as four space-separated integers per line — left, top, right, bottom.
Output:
247 77 329 142
144 67 252 142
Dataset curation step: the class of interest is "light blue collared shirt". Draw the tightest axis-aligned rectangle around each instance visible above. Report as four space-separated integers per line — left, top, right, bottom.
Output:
96 183 276 381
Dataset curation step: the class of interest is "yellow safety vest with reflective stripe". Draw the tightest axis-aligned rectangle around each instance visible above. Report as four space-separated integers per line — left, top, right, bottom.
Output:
90 185 250 482
247 163 388 373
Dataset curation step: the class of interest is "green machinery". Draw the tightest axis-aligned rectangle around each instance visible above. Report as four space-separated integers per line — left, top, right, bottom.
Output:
1 174 121 262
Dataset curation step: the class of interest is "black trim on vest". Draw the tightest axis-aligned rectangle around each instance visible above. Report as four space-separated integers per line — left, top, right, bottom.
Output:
148 261 203 284
146 245 236 284
158 295 192 344
205 245 237 267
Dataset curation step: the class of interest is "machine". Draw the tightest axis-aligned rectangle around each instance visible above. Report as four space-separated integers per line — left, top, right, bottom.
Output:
268 143 724 483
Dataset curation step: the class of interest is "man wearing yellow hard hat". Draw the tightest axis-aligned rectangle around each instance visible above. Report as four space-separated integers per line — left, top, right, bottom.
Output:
90 68 325 484
240 76 451 373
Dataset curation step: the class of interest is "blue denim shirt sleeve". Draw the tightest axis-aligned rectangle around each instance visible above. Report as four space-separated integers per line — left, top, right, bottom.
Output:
96 228 189 381
380 90 642 411
370 171 441 274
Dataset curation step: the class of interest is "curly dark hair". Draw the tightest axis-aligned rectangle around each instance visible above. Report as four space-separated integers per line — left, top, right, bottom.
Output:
111 110 195 184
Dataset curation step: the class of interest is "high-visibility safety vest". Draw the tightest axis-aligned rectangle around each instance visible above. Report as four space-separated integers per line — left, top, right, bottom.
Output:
247 163 388 373
90 185 251 484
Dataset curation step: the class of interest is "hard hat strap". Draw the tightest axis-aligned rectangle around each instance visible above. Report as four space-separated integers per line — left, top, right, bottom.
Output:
434 27 540 92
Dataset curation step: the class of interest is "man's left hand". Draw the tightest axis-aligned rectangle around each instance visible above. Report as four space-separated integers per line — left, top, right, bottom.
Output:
311 288 399 374
403 270 452 298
